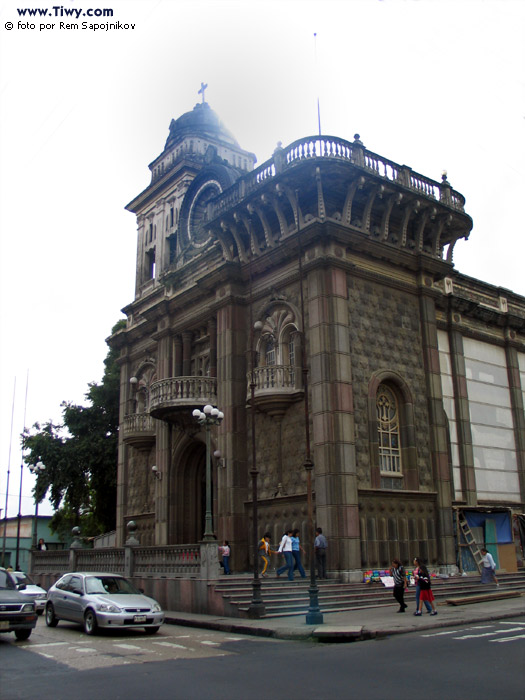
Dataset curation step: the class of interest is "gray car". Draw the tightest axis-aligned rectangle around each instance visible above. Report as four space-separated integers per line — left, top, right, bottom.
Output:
0 568 38 641
45 572 164 635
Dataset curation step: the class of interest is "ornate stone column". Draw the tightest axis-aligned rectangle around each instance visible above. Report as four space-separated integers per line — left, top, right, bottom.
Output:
182 331 192 376
308 262 359 580
208 318 217 378
418 277 455 570
174 335 182 376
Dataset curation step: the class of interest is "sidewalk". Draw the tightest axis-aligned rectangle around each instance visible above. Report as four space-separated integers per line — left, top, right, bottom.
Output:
164 593 525 642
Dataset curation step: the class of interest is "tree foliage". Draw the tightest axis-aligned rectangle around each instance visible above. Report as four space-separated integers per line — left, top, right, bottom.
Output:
22 320 125 539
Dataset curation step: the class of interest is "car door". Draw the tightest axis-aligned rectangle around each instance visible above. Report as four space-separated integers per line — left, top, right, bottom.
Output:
52 575 72 618
60 575 85 622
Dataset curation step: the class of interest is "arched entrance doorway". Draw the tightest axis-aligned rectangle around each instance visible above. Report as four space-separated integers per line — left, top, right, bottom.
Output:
169 438 210 543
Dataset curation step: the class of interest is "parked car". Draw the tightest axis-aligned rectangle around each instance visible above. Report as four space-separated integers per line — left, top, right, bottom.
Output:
45 572 165 635
12 572 47 615
0 567 38 641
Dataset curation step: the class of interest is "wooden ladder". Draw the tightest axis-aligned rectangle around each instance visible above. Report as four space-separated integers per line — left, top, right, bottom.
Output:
457 511 484 572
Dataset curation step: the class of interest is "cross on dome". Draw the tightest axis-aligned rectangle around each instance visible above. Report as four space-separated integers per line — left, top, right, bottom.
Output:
198 82 208 103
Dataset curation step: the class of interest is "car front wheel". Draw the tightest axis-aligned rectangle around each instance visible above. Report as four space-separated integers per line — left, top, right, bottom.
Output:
15 629 32 641
83 610 98 635
45 603 58 627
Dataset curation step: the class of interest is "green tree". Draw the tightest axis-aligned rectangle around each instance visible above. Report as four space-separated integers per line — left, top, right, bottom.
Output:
22 320 125 539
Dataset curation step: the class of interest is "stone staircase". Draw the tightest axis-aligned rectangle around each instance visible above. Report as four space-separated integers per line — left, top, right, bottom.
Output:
214 571 525 619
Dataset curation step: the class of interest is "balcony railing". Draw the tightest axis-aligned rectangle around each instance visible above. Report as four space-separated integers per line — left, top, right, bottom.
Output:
211 135 466 220
247 365 303 415
149 376 217 418
122 413 156 446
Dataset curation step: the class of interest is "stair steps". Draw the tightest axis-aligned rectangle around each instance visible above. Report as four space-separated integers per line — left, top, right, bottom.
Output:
213 572 525 618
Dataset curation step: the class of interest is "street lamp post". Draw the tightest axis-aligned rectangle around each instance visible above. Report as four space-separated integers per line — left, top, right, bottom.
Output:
192 405 223 541
28 461 45 549
14 459 25 570
298 238 324 625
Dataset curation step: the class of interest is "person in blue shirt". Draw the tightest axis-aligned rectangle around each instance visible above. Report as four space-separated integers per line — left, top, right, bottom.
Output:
291 529 306 578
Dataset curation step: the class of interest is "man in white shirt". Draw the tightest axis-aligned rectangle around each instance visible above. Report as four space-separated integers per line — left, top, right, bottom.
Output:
276 530 294 581
480 547 499 585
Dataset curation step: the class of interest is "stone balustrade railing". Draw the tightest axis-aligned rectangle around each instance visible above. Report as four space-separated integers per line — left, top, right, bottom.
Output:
31 543 212 580
75 548 126 573
212 135 465 219
149 376 217 413
250 365 298 392
31 549 70 575
123 413 155 434
133 545 201 575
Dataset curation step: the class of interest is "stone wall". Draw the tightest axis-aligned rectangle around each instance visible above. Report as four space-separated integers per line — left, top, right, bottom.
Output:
347 275 432 490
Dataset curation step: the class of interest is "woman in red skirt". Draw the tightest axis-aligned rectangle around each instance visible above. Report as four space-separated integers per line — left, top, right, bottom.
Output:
414 563 438 616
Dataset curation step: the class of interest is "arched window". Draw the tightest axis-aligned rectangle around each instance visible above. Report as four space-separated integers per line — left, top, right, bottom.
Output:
265 336 276 366
376 384 401 474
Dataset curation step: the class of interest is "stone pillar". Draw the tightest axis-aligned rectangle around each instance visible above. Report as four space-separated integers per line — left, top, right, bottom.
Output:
505 337 525 504
418 279 455 569
216 298 249 572
174 335 182 376
209 318 217 378
182 331 192 376
447 322 477 505
155 422 170 544
308 263 359 580
200 541 220 580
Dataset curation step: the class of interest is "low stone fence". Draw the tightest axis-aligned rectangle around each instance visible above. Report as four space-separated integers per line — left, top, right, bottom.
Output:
30 542 223 615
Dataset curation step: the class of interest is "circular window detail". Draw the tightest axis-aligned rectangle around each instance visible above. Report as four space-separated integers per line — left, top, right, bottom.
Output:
187 180 222 247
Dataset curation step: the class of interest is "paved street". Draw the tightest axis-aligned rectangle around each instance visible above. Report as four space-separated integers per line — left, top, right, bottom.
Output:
0 617 283 671
1 615 524 699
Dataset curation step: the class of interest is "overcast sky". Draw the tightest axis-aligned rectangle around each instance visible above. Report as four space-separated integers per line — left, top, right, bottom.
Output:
1 0 524 520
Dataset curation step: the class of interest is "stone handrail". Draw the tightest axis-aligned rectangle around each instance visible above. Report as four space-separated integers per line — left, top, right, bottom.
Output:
149 376 217 411
212 135 465 219
31 543 208 579
123 413 155 433
74 548 126 573
132 545 201 575
31 550 70 574
250 365 297 391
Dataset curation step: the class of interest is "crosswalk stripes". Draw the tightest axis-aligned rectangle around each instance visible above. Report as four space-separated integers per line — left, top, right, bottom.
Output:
490 634 525 643
422 621 525 644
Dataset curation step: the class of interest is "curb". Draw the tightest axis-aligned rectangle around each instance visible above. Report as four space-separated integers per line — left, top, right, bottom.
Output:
164 606 525 643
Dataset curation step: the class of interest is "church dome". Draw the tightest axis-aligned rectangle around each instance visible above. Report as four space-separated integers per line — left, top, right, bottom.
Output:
164 102 239 150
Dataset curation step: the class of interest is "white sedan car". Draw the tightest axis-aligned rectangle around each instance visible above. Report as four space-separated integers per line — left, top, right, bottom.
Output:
45 572 165 635
13 571 47 614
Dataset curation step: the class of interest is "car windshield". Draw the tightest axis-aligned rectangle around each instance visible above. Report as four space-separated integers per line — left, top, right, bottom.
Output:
15 573 33 585
0 571 16 590
85 576 139 595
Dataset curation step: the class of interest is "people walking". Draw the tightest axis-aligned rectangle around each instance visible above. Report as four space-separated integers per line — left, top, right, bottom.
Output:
480 548 499 585
314 527 328 579
291 529 306 578
258 533 276 578
413 562 437 616
413 557 432 613
391 558 408 612
277 529 294 581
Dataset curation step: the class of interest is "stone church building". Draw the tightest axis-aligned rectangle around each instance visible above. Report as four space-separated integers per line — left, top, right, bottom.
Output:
110 99 525 579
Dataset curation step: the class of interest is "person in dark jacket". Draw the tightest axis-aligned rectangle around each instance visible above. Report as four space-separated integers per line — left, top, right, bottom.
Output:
391 558 407 612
